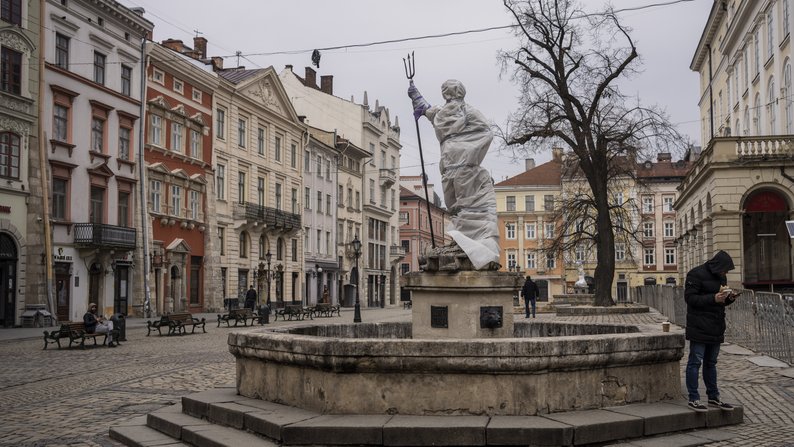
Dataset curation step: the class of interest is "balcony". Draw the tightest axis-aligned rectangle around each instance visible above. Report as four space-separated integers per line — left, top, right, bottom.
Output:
233 202 301 230
379 168 396 187
390 245 406 260
74 223 136 249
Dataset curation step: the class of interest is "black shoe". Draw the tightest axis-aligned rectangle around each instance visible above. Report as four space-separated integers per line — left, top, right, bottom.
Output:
107 342 117 348
708 399 734 411
688 400 708 412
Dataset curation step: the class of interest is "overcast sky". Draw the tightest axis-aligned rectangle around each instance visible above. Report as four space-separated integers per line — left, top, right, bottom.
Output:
120 0 711 187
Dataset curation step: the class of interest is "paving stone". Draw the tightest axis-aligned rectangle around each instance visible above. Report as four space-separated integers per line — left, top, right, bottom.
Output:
383 415 488 446
282 414 392 445
181 388 240 419
181 423 277 447
622 433 709 447
606 402 706 435
486 415 573 446
207 402 262 429
147 410 212 439
543 409 644 445
688 428 737 442
748 356 790 368
720 345 755 356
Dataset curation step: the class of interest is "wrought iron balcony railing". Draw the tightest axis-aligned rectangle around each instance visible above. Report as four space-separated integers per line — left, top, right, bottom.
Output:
73 223 137 249
233 202 301 230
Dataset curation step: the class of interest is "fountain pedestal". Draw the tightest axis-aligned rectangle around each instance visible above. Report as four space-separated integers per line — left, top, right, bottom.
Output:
403 271 522 339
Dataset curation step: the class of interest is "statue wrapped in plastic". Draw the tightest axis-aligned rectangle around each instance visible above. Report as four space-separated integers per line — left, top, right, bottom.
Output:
408 79 500 271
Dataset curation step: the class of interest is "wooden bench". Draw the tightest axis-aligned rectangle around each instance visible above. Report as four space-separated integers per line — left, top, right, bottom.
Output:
146 313 206 336
312 303 341 318
274 305 313 321
217 308 265 327
43 321 116 349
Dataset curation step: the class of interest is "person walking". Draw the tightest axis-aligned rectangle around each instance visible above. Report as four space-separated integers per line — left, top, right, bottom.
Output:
521 276 539 318
684 250 737 412
244 285 257 310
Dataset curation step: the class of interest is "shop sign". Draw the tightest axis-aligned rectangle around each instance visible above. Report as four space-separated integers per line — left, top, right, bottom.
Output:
53 247 73 262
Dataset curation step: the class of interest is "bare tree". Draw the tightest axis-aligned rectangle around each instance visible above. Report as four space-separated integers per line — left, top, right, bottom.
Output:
499 0 680 305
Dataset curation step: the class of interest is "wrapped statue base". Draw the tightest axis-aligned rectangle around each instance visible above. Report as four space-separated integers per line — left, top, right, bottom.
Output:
418 242 501 272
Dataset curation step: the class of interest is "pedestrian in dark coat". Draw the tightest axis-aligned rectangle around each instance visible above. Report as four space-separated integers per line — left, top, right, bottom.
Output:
521 276 539 318
244 285 257 310
684 250 737 412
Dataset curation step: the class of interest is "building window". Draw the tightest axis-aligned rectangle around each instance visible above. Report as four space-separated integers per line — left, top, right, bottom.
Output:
304 151 310 172
506 196 516 211
525 195 535 211
304 187 311 209
274 136 281 162
507 252 516 269
544 223 554 239
55 33 69 69
171 122 183 152
90 186 105 223
171 185 182 217
0 132 20 179
317 191 323 214
326 194 332 215
152 67 164 84
525 252 536 269
546 252 556 269
258 235 266 259
290 143 297 168
216 108 225 139
189 190 199 220
52 177 68 220
754 94 762 134
93 52 106 85
317 154 323 177
256 177 265 207
277 238 284 260
326 158 331 178
190 129 200 158
664 221 675 238
769 78 777 134
754 28 761 75
356 191 360 209
1 47 22 95
786 62 793 133
53 104 68 142
275 183 282 211
575 244 585 262
292 239 298 262
150 180 161 213
525 223 536 239
369 179 375 203
173 78 183 94
118 127 131 160
326 230 331 254
218 227 225 256
1 0 22 25
118 191 130 226
768 13 774 60
785 0 791 37
216 164 225 200
91 117 104 152
292 188 298 214
238 118 246 148
121 65 132 96
506 223 516 239
643 221 654 238
642 196 654 213
544 195 554 211
240 232 248 258
615 243 626 261
238 171 246 204
192 89 202 102
663 196 674 212
257 128 265 155
665 247 676 265
150 114 162 145
644 248 655 265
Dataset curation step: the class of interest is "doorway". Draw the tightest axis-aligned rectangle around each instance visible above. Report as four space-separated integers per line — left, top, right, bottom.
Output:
170 266 181 312
114 265 129 315
54 263 71 323
742 189 792 284
0 234 17 327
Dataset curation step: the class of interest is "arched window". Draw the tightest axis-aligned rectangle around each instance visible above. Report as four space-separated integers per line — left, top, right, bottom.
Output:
277 237 284 260
743 106 750 135
258 235 265 259
768 77 777 134
753 94 762 135
240 231 248 258
784 61 792 133
0 132 20 179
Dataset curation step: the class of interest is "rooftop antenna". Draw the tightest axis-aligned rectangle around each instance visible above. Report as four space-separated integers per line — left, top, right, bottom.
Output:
193 29 203 38
235 51 242 67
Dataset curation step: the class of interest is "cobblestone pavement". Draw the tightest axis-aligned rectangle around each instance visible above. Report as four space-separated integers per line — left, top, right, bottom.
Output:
0 307 792 446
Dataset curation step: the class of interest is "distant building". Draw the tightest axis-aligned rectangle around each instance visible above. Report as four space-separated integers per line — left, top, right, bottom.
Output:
398 180 448 276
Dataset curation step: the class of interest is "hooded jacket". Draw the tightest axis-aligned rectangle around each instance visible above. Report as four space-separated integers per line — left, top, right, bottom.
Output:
684 250 736 343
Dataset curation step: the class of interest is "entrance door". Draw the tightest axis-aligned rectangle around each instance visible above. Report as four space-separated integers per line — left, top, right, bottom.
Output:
0 234 17 327
114 265 129 315
616 282 628 303
743 190 792 283
171 266 181 312
54 263 71 322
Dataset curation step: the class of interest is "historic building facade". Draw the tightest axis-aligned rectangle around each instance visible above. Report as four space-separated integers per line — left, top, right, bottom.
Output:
0 0 40 326
143 39 219 314
686 0 794 291
42 0 153 321
398 183 447 274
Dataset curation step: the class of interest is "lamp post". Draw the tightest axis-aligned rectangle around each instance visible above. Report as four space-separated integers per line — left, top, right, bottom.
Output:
352 236 362 323
315 263 323 304
265 250 272 308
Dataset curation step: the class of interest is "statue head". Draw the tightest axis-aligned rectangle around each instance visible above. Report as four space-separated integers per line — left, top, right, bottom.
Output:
441 80 466 102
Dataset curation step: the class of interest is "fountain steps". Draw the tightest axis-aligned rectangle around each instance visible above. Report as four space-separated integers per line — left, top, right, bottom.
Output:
109 387 743 446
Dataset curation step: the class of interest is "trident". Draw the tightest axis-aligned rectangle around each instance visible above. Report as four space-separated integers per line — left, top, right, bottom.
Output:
403 52 437 249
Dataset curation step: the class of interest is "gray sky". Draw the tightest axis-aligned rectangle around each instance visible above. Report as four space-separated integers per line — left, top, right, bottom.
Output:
121 0 710 187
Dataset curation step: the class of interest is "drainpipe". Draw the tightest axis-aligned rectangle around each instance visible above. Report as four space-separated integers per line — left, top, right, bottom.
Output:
38 0 55 319
707 44 714 140
138 38 152 317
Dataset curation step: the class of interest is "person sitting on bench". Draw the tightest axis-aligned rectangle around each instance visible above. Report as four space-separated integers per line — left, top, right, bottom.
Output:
83 303 117 347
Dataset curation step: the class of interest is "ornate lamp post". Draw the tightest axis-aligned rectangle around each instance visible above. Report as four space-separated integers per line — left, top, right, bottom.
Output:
352 236 362 323
265 250 272 308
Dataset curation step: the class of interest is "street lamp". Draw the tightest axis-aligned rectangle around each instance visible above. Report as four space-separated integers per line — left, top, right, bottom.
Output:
315 263 323 304
265 250 272 308
352 236 362 323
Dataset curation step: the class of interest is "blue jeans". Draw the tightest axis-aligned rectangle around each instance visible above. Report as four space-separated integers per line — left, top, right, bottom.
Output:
686 341 720 402
524 298 536 318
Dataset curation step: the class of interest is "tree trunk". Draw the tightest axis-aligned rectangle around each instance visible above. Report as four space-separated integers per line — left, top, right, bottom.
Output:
591 164 616 307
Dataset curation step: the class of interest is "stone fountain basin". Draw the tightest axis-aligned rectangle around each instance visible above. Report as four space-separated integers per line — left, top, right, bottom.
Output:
229 322 684 416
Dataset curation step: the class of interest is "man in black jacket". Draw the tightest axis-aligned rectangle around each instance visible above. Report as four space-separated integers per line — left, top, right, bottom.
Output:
244 285 257 310
521 276 539 318
684 250 736 412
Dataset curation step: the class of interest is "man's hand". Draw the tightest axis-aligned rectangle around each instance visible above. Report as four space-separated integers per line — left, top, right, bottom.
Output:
715 291 729 303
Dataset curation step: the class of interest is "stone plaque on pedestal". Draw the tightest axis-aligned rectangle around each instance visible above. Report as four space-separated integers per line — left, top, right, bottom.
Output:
402 271 523 339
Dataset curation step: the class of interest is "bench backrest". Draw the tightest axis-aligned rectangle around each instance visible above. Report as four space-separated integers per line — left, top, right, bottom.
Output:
285 305 303 313
167 312 194 323
230 308 253 317
63 322 86 334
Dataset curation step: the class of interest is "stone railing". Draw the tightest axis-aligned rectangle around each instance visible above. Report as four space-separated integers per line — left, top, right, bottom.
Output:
735 136 794 158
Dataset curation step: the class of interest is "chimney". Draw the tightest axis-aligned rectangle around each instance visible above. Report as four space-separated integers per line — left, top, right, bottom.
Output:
304 67 317 88
320 75 334 95
210 56 224 71
161 39 184 53
657 152 672 162
193 36 207 59
285 64 293 72
525 158 535 171
551 147 563 161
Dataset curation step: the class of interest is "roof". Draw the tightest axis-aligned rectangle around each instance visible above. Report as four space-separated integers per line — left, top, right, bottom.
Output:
218 68 266 84
636 160 691 179
495 159 562 187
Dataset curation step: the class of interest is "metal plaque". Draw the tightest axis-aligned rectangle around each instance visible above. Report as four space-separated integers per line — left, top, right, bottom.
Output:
430 305 449 328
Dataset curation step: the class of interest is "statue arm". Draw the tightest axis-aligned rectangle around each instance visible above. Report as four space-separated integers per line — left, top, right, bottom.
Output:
407 81 431 120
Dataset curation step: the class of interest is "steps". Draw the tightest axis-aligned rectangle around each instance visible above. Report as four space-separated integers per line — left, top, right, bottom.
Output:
109 387 743 446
